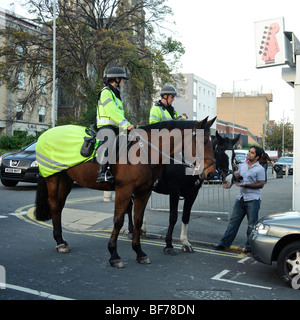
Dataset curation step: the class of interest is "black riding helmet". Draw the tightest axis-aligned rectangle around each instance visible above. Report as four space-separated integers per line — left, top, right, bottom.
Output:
104 67 128 86
160 85 177 97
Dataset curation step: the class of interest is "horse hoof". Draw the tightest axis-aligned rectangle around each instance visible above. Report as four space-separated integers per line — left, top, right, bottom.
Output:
163 247 177 256
109 259 124 268
127 232 133 240
56 243 70 253
137 256 151 264
140 230 146 237
182 245 194 253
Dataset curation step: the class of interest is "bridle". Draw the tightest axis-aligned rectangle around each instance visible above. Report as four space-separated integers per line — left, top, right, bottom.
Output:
214 145 235 180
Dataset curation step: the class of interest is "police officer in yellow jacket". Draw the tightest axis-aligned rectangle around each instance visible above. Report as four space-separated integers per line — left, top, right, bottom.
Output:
149 85 178 124
96 67 134 183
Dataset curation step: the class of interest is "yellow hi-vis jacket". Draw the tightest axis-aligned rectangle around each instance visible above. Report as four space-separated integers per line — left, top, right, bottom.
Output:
149 102 178 124
97 86 131 130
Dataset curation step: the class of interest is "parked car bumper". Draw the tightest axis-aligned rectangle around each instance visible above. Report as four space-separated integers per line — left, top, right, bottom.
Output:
249 233 280 265
0 167 39 183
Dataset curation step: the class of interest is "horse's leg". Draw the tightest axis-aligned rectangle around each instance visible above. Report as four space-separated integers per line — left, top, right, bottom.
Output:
180 192 198 253
46 173 74 252
125 196 134 239
132 192 151 264
141 215 147 237
164 192 180 256
108 191 131 268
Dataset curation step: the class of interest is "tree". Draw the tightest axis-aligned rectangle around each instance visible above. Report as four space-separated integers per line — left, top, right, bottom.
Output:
0 0 185 126
265 119 293 156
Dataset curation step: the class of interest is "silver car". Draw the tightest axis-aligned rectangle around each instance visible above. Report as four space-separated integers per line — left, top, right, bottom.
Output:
250 211 300 289
275 157 293 174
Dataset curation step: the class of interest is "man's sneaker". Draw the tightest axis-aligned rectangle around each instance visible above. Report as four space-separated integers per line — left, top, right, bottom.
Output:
215 244 226 251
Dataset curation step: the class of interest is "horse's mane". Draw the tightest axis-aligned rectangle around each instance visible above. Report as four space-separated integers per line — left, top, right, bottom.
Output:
140 120 198 132
139 120 211 135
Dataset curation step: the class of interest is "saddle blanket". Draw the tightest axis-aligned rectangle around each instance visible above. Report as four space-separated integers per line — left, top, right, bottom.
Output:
36 125 96 177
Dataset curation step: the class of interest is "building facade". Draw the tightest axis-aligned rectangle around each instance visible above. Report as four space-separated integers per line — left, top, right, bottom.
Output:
173 73 217 131
0 8 52 136
217 92 273 144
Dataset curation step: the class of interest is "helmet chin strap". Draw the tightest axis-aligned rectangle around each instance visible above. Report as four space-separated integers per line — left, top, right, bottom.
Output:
115 77 123 88
161 95 170 106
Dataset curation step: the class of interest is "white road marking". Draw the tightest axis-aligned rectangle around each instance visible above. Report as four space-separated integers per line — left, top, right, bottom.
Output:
0 282 74 300
237 257 251 264
211 269 272 290
0 211 27 218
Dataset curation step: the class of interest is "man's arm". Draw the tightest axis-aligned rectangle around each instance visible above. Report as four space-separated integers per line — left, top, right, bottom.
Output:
237 180 265 189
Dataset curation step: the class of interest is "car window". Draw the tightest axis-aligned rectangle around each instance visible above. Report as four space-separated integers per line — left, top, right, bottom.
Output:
24 142 36 152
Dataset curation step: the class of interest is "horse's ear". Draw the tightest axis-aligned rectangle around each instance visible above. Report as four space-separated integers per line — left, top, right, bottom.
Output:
233 134 240 146
206 116 217 128
216 130 223 143
196 116 208 129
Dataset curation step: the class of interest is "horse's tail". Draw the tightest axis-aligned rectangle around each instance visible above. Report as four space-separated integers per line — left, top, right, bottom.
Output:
35 175 51 221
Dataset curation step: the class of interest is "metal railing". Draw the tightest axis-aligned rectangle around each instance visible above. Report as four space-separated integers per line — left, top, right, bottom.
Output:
149 180 231 216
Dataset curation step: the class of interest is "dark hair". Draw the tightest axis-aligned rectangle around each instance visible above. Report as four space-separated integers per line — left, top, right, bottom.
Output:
250 145 263 159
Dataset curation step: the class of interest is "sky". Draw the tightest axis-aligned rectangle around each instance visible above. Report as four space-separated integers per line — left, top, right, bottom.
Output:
1 0 299 122
165 0 300 123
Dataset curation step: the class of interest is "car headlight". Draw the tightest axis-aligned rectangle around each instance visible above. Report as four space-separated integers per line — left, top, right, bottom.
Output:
254 222 270 235
30 160 38 167
0 155 2 166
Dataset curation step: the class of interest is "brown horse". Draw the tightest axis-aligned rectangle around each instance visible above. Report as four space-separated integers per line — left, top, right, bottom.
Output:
35 117 216 268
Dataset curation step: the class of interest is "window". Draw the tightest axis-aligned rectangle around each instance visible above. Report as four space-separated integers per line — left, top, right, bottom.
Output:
16 103 24 121
17 72 25 90
193 82 197 95
193 99 197 112
40 76 46 94
39 106 46 123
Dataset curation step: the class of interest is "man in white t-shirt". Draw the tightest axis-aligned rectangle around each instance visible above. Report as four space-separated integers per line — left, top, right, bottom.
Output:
216 146 265 252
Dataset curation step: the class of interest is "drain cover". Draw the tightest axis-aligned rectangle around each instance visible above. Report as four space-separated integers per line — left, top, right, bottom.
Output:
175 290 231 300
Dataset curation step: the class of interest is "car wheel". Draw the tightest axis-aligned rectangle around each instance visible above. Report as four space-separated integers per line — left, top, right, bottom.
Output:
1 179 18 187
277 241 300 289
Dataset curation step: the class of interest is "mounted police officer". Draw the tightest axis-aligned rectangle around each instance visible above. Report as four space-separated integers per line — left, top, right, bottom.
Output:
96 67 134 183
149 85 179 124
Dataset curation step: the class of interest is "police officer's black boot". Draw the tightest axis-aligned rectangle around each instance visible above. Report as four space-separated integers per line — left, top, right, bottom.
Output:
96 164 114 183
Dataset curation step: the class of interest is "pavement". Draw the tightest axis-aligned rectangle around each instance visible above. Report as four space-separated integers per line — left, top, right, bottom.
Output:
29 169 293 253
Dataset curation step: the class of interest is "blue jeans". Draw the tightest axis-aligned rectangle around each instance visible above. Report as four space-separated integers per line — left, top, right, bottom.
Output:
218 198 261 249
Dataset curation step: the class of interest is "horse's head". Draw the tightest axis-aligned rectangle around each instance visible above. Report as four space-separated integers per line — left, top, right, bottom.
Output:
196 116 217 181
214 131 240 189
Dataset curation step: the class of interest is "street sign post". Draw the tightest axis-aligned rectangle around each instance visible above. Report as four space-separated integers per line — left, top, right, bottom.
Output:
255 17 300 211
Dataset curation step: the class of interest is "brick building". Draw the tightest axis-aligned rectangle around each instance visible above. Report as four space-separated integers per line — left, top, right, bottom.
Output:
217 92 273 144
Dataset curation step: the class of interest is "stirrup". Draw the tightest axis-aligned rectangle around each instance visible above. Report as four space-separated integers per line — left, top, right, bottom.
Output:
96 171 114 183
104 170 114 183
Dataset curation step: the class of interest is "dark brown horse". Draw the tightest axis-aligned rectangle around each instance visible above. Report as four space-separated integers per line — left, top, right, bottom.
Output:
35 118 216 268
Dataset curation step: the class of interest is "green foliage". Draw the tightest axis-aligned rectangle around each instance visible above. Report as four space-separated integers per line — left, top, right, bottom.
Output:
0 0 184 126
265 119 293 156
0 130 38 150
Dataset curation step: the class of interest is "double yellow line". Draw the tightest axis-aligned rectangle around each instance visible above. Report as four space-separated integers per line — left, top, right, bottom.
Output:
15 203 245 259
